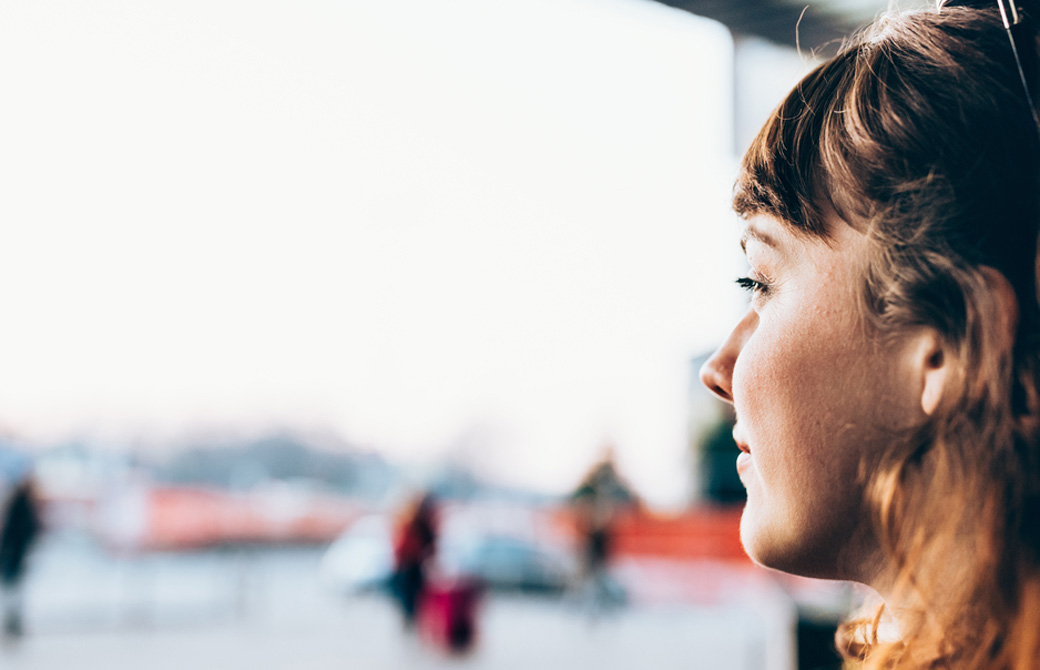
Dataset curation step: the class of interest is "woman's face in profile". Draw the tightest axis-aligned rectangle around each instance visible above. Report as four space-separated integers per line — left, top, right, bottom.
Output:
701 214 926 582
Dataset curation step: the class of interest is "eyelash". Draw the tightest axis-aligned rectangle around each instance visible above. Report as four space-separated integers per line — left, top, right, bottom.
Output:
735 275 771 296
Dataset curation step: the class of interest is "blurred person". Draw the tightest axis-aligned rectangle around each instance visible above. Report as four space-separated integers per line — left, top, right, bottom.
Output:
390 493 437 629
569 449 635 613
0 476 41 639
699 2 1040 667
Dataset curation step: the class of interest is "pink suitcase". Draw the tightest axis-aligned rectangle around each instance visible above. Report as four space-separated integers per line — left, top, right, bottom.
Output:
418 577 483 653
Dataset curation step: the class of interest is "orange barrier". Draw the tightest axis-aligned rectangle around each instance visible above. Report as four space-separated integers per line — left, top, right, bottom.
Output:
552 506 750 563
143 487 364 550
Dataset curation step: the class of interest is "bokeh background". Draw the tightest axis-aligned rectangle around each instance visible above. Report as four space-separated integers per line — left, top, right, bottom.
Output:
0 0 917 668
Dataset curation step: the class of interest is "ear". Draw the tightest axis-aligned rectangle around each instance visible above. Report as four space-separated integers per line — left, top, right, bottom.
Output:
915 330 948 417
914 266 1018 417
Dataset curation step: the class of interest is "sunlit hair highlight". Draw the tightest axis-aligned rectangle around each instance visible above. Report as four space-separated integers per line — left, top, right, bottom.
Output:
734 4 1040 669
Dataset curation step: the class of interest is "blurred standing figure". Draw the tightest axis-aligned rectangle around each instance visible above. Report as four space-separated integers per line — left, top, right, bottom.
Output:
391 493 437 628
0 477 40 639
570 448 636 613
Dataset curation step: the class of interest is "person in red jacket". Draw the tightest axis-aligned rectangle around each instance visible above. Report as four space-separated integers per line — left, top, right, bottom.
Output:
390 493 437 628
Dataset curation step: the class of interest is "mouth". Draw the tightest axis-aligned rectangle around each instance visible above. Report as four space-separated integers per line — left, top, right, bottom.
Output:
732 427 751 455
733 426 753 481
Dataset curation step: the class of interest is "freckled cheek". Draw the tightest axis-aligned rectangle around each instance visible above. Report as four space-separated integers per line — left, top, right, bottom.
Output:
731 330 803 426
731 330 822 476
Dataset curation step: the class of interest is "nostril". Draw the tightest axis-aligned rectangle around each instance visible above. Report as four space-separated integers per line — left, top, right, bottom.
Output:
708 382 733 402
700 359 733 403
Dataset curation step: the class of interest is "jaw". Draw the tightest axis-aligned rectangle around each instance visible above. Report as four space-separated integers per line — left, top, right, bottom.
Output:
739 486 885 583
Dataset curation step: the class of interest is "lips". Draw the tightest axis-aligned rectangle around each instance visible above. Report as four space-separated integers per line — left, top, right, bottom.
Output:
732 427 751 454
732 425 753 481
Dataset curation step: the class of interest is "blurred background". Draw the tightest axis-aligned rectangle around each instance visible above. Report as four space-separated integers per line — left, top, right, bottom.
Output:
0 0 918 668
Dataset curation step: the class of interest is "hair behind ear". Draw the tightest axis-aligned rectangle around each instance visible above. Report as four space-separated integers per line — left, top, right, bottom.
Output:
978 266 1019 359
962 266 1019 412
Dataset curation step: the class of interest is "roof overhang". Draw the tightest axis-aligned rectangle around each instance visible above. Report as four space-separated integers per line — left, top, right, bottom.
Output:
653 0 897 54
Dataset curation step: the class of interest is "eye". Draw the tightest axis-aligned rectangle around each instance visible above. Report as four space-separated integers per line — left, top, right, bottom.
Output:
735 275 771 296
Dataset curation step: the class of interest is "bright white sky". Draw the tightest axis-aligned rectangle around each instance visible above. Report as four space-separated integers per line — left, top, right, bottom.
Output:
0 0 751 506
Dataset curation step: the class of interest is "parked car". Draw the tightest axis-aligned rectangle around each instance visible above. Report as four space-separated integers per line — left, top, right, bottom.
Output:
318 514 394 593
441 533 577 594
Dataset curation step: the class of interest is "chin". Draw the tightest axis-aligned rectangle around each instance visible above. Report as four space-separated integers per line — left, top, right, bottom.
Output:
739 504 847 580
738 499 781 567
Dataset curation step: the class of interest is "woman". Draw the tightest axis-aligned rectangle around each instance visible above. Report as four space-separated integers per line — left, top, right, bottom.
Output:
700 2 1040 667
390 493 438 628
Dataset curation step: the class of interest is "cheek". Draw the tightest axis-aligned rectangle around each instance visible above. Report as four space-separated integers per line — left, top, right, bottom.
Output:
732 323 827 443
731 315 870 509
734 295 871 426
732 323 878 575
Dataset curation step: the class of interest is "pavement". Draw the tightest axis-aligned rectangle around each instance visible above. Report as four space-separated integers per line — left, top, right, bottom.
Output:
0 532 796 670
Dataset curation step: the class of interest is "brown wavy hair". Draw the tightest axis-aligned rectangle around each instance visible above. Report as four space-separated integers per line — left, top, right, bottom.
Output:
734 4 1040 668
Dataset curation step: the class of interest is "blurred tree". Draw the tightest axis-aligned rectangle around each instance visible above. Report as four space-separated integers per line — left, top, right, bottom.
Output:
695 406 746 505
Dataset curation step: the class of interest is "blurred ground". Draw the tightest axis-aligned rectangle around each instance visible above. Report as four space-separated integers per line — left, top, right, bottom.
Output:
0 531 795 670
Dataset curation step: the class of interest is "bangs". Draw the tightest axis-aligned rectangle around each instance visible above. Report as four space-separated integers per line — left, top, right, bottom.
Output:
732 7 1010 242
733 51 860 237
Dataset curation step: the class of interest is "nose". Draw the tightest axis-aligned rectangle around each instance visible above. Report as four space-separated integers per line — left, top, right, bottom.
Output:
700 309 755 403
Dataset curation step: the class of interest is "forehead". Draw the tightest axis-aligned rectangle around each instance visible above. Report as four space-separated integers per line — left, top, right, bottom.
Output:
740 219 784 254
740 214 870 269
739 215 819 257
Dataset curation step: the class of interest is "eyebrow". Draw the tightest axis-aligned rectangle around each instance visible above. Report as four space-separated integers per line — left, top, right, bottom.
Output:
739 222 781 254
